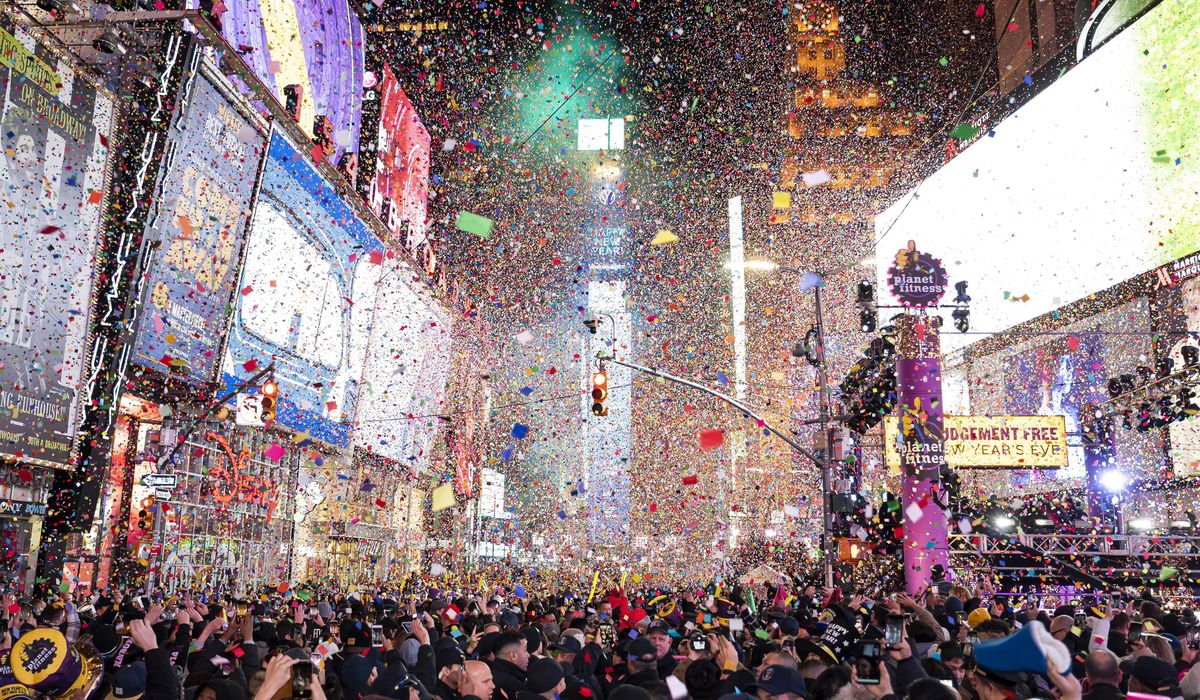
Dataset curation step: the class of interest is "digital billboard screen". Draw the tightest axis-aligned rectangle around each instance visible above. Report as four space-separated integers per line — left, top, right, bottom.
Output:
221 129 383 447
133 60 268 385
369 63 430 249
875 0 1200 353
353 263 451 469
0 20 115 467
202 0 364 163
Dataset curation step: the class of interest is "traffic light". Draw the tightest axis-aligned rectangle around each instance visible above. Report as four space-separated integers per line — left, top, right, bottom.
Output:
136 495 155 533
856 281 876 333
261 380 278 422
952 281 970 334
591 368 608 416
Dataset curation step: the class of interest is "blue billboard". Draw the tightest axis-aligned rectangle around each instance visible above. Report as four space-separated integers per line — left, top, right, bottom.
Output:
134 61 268 385
221 129 383 447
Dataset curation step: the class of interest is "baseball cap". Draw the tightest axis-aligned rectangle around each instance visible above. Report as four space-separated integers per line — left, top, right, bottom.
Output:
550 635 583 654
106 662 146 700
1120 656 1181 694
646 619 671 636
777 617 800 637
627 637 657 663
750 665 807 697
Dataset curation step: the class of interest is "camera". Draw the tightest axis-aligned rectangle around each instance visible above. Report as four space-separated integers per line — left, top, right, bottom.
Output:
689 633 710 653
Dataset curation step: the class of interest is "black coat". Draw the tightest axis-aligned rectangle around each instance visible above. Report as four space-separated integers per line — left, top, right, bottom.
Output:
1082 682 1125 700
490 658 529 700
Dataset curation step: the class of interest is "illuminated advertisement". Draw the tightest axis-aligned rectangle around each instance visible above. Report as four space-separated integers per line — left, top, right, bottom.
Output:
203 0 364 162
875 0 1200 354
884 415 1069 470
221 130 383 447
353 263 451 468
0 20 114 467
133 60 267 385
369 63 430 249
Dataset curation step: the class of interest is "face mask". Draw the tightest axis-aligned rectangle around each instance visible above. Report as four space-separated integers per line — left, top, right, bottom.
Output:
599 614 609 621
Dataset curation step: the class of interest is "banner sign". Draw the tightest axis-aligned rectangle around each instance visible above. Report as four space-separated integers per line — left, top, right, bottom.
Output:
886 415 1069 470
369 63 429 249
221 129 383 447
887 240 948 308
0 19 114 468
133 61 267 384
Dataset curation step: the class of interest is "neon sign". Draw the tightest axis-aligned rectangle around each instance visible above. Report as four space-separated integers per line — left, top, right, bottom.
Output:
204 432 280 524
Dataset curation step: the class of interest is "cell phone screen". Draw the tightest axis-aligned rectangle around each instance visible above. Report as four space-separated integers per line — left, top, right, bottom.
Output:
856 641 881 685
291 660 313 699
885 617 903 645
402 621 413 633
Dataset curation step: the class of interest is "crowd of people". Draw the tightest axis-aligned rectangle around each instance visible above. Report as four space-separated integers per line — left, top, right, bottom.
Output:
5 577 1200 700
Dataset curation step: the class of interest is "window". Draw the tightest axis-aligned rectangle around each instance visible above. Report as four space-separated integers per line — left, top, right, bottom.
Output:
578 118 626 150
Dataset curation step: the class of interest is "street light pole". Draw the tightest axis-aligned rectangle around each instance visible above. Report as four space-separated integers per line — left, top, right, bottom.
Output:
812 285 837 589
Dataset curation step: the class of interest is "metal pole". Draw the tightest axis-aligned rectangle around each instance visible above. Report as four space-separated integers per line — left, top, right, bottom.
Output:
812 287 836 589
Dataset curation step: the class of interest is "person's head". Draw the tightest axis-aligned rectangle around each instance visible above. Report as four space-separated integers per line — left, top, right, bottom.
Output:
527 657 566 700
1085 648 1120 687
483 621 502 635
903 678 956 700
1110 611 1130 633
598 601 613 620
463 660 495 699
751 664 807 700
494 630 531 670
1143 633 1176 664
797 657 828 682
1140 600 1164 623
684 659 724 700
1049 615 1074 641
760 650 798 671
807 664 850 700
969 668 1025 700
973 618 1012 643
647 622 672 660
1122 655 1180 696
627 637 659 674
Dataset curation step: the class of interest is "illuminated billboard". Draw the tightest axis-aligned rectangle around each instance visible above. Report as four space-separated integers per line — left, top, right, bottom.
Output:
221 129 383 447
875 0 1200 354
208 0 364 162
134 61 268 385
0 20 114 467
369 63 430 250
884 415 1069 471
352 262 452 468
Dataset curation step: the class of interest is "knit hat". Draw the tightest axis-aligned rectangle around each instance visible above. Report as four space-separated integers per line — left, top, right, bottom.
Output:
967 608 991 630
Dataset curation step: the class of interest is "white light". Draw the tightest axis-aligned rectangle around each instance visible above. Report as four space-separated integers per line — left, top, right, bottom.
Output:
1034 518 1053 527
1170 520 1193 529
1099 469 1127 493
992 515 1016 530
1129 517 1155 531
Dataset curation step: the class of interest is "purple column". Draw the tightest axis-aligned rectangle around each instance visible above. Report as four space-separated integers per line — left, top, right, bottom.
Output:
895 315 950 593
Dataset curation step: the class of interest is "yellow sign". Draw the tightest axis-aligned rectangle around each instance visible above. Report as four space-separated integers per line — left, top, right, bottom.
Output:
884 415 1068 471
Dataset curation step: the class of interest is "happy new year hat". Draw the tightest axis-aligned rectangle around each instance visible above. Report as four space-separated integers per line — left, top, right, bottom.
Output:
8 628 102 700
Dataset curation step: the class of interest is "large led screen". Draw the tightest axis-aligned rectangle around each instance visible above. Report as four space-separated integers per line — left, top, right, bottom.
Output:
875 0 1200 353
353 262 452 469
369 63 430 249
199 0 364 163
134 61 267 385
222 129 382 447
0 21 114 467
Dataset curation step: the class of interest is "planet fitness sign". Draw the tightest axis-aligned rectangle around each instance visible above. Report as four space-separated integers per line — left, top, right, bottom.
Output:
887 240 948 308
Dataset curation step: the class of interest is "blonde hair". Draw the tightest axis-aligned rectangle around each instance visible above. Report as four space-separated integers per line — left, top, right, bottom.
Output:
1143 634 1177 664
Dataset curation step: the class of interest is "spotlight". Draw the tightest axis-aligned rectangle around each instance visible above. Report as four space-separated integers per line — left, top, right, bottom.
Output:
1107 378 1124 399
1118 374 1137 394
1128 517 1155 532
953 281 971 304
92 27 127 56
856 281 876 333
1136 365 1153 385
992 514 1016 531
1184 345 1200 368
1156 357 1176 379
1099 469 1127 493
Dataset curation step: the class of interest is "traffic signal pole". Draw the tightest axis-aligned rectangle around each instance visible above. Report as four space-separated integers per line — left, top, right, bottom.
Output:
595 352 836 587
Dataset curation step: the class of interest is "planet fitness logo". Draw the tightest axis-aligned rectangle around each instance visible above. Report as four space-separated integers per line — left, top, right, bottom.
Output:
18 638 57 674
887 240 948 308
